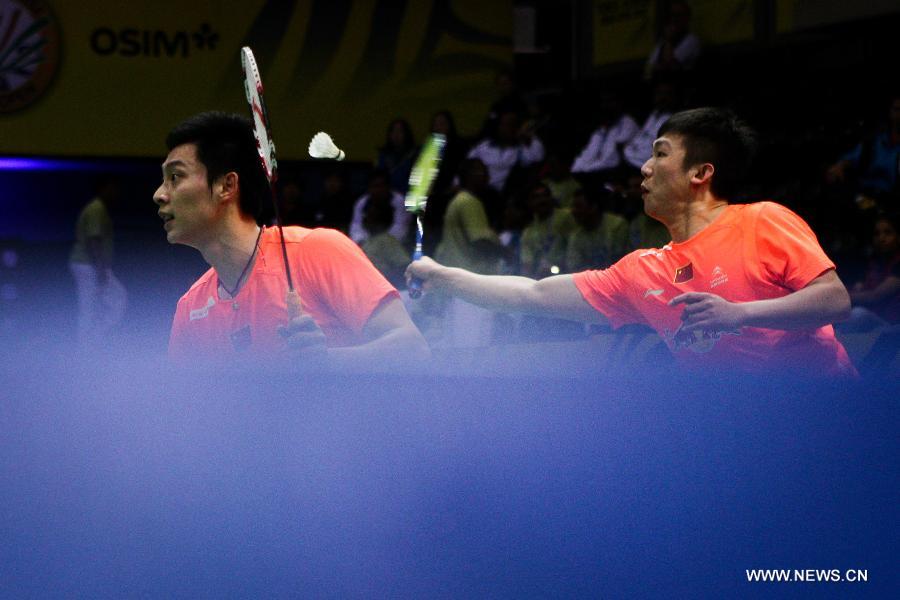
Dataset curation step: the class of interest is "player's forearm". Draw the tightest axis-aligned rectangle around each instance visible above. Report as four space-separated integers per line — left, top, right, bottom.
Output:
739 276 851 330
436 266 541 314
327 328 431 371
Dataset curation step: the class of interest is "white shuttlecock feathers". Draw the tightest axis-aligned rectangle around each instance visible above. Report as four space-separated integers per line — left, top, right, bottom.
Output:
308 132 345 161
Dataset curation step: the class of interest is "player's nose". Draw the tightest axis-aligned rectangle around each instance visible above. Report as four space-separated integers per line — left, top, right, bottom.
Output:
152 184 167 205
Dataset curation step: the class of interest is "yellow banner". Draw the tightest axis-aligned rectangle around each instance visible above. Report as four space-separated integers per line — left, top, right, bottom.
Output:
592 0 655 66
0 0 512 160
691 0 753 45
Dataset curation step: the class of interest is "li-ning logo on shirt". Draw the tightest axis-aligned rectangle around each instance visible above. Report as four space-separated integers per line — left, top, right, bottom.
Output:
643 288 664 299
189 296 216 321
710 265 729 288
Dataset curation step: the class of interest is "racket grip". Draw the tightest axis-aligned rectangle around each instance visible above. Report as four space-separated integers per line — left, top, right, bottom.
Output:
286 289 302 320
408 249 424 299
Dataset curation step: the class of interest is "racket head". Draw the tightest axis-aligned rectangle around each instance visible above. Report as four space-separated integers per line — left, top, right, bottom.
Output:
404 133 446 214
240 46 278 185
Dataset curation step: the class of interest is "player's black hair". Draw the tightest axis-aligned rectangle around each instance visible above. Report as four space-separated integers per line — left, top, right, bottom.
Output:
658 107 757 200
165 111 269 220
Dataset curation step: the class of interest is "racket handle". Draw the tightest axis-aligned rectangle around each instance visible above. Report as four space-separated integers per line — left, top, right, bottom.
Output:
409 249 424 299
286 289 302 320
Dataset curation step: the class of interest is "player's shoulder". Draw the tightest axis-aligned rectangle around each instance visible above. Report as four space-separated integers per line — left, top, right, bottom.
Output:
733 200 795 217
735 200 812 229
278 225 360 255
263 225 313 245
178 267 216 304
633 244 672 261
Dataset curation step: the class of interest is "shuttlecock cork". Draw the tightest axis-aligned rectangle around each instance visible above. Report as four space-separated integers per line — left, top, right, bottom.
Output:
308 132 345 161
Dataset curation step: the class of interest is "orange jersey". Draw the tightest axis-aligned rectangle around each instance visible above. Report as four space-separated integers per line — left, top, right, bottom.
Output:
169 226 399 359
573 202 855 375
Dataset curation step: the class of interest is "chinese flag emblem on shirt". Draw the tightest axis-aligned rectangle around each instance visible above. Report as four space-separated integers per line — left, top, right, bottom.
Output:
674 262 694 283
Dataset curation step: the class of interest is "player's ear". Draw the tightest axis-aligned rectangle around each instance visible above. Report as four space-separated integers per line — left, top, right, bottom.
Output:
690 163 714 186
217 171 240 204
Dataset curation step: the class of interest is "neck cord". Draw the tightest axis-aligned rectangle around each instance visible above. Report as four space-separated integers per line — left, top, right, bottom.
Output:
219 226 262 299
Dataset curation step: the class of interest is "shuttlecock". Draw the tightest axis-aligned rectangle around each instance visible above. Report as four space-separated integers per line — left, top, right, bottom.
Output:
308 132 345 161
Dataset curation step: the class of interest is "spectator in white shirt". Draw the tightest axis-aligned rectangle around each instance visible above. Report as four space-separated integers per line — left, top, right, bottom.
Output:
349 169 411 246
572 92 639 176
468 109 545 192
622 80 680 170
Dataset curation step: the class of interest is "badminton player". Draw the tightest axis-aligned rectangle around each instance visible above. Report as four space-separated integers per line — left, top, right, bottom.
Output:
407 108 856 375
154 112 428 366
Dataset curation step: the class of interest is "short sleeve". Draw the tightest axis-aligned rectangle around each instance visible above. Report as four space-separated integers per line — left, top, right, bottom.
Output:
296 229 400 334
572 253 645 328
755 202 835 291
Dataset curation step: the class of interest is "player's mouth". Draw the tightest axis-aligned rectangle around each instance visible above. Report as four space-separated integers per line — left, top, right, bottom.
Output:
159 213 175 228
640 183 650 195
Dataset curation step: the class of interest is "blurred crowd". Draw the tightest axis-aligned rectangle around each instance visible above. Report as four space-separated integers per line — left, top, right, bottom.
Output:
271 62 900 346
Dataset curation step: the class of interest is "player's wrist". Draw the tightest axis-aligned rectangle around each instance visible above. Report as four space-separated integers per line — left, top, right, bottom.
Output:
734 301 757 328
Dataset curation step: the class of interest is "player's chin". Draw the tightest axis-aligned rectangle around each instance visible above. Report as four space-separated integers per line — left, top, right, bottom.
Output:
165 227 187 245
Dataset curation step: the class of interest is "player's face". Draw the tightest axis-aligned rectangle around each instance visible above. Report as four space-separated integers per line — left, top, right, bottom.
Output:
153 143 222 248
639 134 692 220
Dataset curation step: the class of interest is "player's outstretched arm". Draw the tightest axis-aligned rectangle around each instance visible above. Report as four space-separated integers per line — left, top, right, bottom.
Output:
670 269 851 333
406 256 606 324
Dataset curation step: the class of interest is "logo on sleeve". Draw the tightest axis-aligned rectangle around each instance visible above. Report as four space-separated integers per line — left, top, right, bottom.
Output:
673 262 693 284
189 296 216 321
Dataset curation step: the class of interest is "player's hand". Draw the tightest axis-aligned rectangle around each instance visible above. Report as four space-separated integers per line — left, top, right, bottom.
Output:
278 314 328 357
669 292 745 334
405 256 444 291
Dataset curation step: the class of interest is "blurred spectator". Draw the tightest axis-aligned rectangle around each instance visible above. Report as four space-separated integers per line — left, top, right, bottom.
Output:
315 166 355 234
825 91 900 211
68 176 127 348
360 200 409 290
349 169 411 246
843 213 900 330
480 68 527 140
434 158 506 346
421 109 469 255
436 159 505 276
542 149 582 210
571 91 639 180
520 183 575 278
376 117 417 194
468 109 545 193
278 177 312 226
429 109 467 195
622 80 680 171
644 0 701 81
565 187 629 272
0 244 21 341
